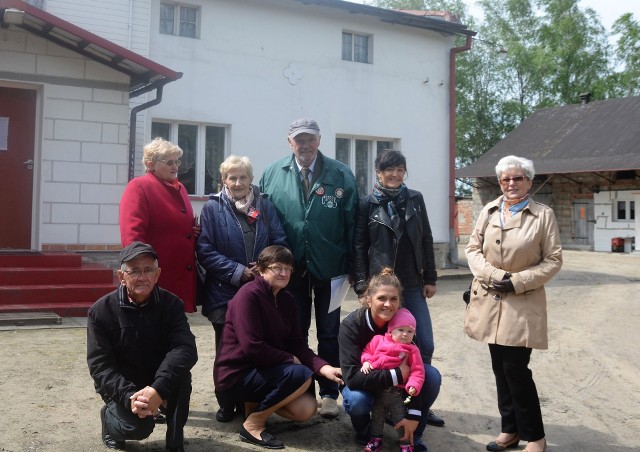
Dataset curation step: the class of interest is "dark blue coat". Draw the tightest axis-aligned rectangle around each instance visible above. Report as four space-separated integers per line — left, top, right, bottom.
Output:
196 185 288 315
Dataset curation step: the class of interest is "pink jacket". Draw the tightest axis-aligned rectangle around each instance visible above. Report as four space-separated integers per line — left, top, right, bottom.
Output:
361 333 425 394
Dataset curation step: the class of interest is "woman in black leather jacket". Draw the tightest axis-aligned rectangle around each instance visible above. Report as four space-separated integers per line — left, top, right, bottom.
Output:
352 149 443 434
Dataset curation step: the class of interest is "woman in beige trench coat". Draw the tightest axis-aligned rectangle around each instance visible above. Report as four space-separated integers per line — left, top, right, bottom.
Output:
465 155 562 452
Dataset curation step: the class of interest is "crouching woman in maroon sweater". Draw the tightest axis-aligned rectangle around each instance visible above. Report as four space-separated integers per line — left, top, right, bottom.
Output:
213 245 343 449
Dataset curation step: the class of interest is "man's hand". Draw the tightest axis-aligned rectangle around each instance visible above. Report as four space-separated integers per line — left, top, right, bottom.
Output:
130 386 163 418
240 267 255 283
395 418 419 445
422 284 437 299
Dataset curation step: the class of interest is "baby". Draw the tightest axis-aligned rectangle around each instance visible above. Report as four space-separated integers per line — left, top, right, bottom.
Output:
360 308 425 452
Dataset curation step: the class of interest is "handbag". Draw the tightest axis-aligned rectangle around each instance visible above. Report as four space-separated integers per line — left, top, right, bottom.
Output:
463 283 471 305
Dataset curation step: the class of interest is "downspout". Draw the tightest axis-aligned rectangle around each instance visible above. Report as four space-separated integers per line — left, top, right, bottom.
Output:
128 76 181 181
448 35 473 266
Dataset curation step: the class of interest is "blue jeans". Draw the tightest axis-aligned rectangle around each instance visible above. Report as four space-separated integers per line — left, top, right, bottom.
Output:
287 270 340 399
341 363 441 441
402 286 434 365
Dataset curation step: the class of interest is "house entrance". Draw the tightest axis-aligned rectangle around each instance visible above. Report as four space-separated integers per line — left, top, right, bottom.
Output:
572 199 595 247
0 87 36 249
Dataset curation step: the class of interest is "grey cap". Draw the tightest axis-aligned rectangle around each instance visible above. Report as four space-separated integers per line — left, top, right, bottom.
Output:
288 118 320 138
119 241 158 265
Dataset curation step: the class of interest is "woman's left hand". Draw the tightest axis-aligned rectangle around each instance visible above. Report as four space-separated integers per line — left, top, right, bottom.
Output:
192 223 202 238
318 365 344 386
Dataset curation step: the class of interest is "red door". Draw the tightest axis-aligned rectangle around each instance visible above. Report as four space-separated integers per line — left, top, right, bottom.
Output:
0 87 36 249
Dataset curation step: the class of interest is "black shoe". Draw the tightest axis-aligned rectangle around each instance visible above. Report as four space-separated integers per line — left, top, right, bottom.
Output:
239 425 284 449
216 405 235 423
154 413 166 424
100 405 125 450
413 438 429 452
426 409 445 427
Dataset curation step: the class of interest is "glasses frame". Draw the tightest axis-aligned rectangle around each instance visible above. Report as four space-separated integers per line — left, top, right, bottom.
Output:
267 265 294 275
159 159 182 167
122 268 158 279
499 175 528 185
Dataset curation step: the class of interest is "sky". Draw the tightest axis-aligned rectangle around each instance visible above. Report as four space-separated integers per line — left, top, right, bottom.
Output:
345 0 635 32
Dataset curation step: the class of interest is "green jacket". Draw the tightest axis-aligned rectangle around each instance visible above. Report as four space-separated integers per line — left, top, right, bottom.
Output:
259 152 357 281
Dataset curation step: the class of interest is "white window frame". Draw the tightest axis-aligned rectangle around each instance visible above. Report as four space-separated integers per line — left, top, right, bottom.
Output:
613 198 635 222
342 31 372 64
335 136 399 195
151 120 228 196
160 2 200 38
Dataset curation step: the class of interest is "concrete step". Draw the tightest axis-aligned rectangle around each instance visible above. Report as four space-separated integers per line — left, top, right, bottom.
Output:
0 283 116 305
0 302 95 317
0 265 114 286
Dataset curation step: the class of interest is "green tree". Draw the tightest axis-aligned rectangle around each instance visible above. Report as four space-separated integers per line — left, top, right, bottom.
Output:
611 13 640 96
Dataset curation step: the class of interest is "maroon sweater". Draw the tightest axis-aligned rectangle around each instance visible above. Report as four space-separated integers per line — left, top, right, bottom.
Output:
213 275 328 391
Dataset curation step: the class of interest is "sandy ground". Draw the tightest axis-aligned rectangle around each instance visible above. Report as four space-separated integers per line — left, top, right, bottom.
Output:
1 250 639 452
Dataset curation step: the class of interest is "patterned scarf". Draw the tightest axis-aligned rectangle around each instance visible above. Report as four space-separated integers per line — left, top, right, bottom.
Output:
372 182 408 236
500 194 529 225
224 185 260 223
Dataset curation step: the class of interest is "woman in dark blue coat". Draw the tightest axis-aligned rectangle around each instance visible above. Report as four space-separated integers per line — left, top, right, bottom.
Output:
197 155 288 421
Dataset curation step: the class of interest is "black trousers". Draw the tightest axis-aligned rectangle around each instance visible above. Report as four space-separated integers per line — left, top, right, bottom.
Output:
103 373 192 449
489 344 545 441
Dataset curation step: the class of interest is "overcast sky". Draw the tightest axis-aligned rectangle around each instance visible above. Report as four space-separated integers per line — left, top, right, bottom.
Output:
345 0 635 32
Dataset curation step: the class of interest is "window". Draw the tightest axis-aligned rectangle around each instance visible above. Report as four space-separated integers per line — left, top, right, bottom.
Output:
151 121 227 195
614 199 635 222
342 32 371 63
160 3 199 38
336 137 396 195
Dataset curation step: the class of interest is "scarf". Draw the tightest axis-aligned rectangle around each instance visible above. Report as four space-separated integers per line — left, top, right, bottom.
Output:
500 194 529 225
224 185 260 223
372 182 408 236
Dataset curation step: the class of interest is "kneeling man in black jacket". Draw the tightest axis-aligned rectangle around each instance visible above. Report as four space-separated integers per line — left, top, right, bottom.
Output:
87 242 198 452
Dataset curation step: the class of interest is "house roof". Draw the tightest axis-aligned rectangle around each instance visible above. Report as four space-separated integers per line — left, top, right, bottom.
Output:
294 0 476 37
0 0 181 94
456 96 640 178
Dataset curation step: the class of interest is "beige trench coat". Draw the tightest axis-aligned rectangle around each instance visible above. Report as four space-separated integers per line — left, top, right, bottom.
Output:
464 196 562 349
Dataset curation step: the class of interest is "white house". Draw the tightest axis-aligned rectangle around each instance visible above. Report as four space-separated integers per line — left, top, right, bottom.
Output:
2 0 475 266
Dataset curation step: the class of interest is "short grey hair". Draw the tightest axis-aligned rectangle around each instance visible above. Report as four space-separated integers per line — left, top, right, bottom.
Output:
219 155 254 181
495 155 535 180
120 259 159 272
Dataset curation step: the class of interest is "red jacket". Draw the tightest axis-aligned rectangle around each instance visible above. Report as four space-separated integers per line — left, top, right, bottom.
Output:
119 173 196 312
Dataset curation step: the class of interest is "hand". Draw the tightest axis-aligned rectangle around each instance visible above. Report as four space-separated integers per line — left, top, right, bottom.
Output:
395 418 419 445
361 362 373 374
130 386 163 418
407 387 416 396
292 355 301 364
492 273 515 293
192 223 202 238
318 365 344 386
240 267 255 283
422 284 437 299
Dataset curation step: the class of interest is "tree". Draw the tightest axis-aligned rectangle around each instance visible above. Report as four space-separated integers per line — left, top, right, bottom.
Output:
611 13 640 96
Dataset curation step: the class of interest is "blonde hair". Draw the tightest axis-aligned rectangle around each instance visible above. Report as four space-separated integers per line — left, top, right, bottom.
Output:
219 155 254 181
142 137 183 172
360 267 403 307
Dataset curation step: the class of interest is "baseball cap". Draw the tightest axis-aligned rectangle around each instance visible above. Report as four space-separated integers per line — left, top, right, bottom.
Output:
119 242 158 265
288 118 320 138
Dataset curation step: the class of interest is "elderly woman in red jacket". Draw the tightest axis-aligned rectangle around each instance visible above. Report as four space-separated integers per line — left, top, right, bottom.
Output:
119 137 199 313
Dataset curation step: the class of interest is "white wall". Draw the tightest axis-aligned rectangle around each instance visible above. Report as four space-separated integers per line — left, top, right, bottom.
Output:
0 27 130 247
144 0 457 243
593 190 638 252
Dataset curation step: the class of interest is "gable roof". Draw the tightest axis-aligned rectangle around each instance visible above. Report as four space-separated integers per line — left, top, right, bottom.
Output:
294 0 475 37
0 0 181 94
456 96 640 178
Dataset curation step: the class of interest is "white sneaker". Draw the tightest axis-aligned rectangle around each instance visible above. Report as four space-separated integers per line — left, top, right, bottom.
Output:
320 397 340 419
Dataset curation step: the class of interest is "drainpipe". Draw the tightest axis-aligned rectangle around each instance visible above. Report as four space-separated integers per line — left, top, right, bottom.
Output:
127 76 181 181
448 35 473 266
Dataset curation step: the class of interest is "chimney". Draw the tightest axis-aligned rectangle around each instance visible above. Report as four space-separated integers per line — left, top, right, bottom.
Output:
579 92 591 104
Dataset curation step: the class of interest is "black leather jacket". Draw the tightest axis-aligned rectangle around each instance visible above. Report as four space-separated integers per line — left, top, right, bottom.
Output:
353 189 437 295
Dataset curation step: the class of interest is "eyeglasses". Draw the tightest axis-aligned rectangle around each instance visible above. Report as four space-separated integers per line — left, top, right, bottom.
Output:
159 159 182 167
499 175 527 185
123 268 157 279
268 265 293 275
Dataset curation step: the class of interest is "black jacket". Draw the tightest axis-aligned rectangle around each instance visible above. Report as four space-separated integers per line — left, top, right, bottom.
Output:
86 285 198 408
353 190 437 295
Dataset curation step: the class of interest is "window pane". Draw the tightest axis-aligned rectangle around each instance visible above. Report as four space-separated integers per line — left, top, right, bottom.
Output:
342 32 353 61
179 6 197 38
617 201 626 220
205 126 225 194
376 141 392 158
355 139 370 195
178 124 197 194
335 138 349 165
630 201 635 220
160 4 175 35
151 122 171 140
354 34 368 63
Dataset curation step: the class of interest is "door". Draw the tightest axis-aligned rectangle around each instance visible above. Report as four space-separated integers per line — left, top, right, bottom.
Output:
0 87 36 249
573 199 595 247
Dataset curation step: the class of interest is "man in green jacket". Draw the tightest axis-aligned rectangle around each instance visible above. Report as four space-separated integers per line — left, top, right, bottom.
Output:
260 118 357 418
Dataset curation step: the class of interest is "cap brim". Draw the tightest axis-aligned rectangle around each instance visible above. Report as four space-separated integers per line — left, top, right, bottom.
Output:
289 128 320 138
